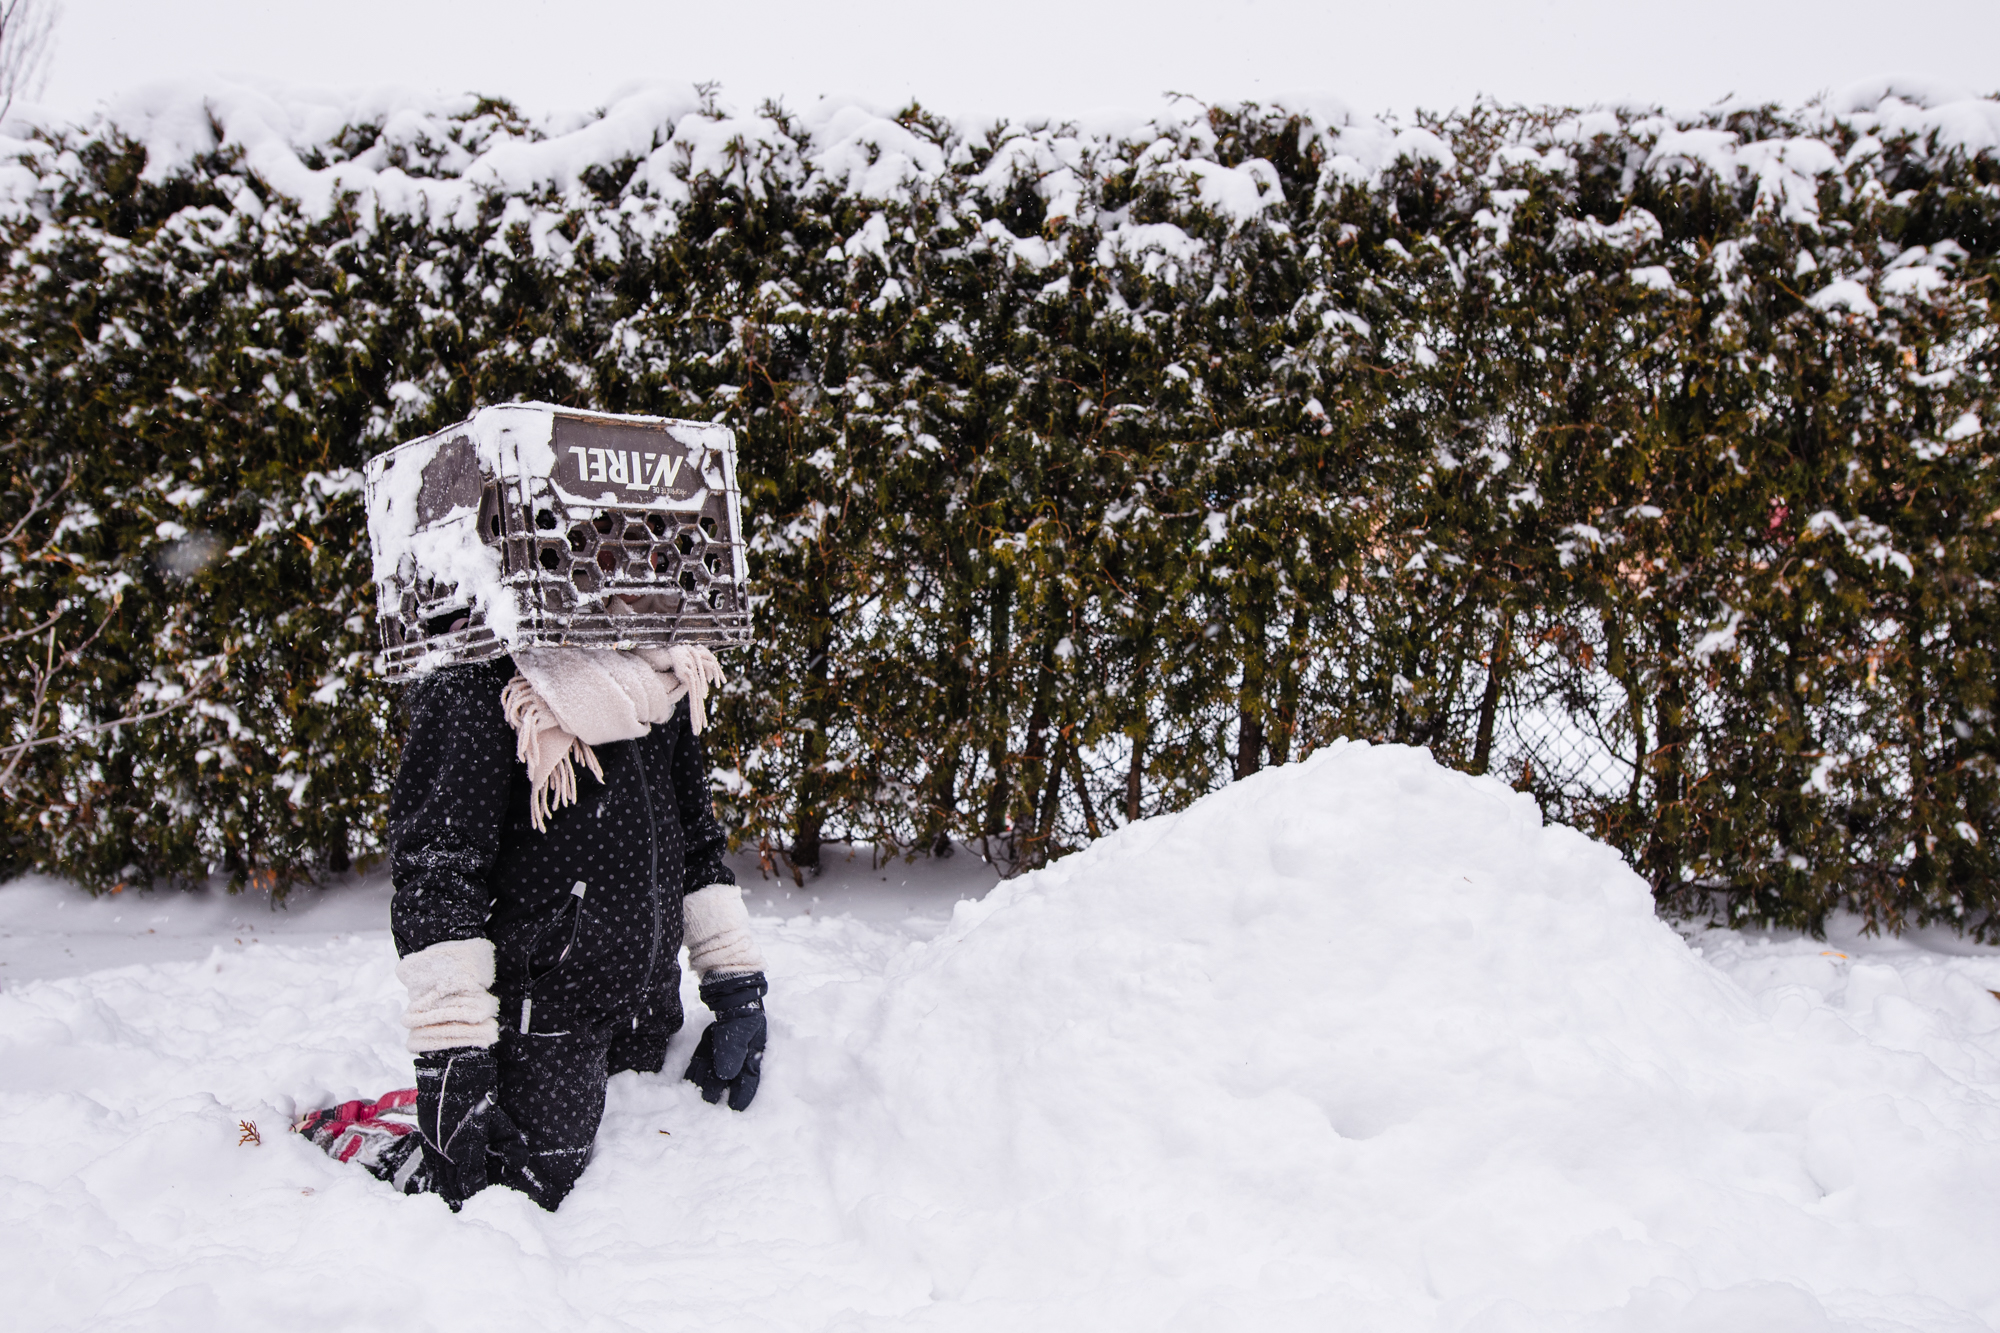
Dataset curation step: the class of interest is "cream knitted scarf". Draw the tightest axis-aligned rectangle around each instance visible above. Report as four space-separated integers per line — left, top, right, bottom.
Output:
500 643 725 831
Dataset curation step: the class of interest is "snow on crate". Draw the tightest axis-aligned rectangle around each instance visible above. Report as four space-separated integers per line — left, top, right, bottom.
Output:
362 402 751 677
4 742 2000 1330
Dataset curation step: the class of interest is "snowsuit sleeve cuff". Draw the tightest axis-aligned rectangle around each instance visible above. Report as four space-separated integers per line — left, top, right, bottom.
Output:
396 937 500 1053
682 883 766 978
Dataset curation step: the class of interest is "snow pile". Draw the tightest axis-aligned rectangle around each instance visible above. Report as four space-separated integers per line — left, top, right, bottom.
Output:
840 741 2000 1328
5 741 2000 1330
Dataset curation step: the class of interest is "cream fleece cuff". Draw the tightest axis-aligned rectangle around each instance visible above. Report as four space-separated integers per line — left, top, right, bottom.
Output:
396 937 500 1053
683 883 765 978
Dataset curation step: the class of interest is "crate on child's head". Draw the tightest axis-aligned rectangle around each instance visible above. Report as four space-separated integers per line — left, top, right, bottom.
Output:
364 403 752 679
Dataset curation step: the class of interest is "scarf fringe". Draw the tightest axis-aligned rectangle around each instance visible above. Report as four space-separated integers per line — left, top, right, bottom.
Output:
500 647 720 833
501 675 609 832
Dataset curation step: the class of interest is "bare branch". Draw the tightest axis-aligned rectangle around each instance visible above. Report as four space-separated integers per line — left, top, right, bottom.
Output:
0 660 227 792
0 667 226 793
49 589 120 668
0 476 88 653
1 468 69 547
0 606 65 646
0 0 59 121
0 592 168 795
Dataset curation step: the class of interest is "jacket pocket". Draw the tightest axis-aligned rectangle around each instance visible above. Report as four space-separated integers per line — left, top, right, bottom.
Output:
527 887 587 978
513 882 591 1033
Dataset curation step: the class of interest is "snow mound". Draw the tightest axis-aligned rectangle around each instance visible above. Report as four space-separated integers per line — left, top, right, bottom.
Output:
834 740 2000 1329
4 741 2000 1331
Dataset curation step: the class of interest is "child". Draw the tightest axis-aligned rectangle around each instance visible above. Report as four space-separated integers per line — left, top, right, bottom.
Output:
378 637 766 1210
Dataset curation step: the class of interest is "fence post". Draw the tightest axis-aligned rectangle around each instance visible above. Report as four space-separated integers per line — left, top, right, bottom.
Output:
1470 611 1514 775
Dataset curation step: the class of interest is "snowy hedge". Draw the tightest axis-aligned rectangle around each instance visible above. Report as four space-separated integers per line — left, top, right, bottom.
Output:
1 81 1997 935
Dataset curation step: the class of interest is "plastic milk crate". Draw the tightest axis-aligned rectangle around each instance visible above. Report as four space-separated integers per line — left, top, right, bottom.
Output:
364 403 752 680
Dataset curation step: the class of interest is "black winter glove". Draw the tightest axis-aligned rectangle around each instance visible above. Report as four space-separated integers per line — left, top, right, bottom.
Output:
684 972 767 1111
414 1047 529 1210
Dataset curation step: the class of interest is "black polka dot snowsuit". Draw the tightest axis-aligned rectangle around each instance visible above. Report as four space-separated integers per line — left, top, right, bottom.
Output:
387 656 734 1205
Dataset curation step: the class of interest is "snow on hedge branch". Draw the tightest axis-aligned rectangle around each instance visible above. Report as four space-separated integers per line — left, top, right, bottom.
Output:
0 80 1995 941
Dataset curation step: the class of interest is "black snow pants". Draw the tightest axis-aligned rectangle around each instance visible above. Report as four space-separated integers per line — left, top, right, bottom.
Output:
491 1028 613 1209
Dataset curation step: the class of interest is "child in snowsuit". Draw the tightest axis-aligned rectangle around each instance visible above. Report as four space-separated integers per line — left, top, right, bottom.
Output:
385 638 766 1210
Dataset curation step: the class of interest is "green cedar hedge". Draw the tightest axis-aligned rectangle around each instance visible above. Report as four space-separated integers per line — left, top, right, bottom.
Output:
1 86 1995 937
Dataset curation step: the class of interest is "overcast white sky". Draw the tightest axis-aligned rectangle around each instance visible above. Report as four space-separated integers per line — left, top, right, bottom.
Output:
32 0 2000 123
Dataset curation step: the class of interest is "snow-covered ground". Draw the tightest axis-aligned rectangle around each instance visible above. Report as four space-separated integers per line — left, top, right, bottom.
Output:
4 740 1999 1331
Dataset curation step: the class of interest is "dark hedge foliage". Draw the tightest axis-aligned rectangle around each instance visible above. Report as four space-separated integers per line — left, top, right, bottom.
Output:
1 89 1995 939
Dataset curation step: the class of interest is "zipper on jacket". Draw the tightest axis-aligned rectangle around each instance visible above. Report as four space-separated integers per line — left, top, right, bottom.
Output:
633 734 663 994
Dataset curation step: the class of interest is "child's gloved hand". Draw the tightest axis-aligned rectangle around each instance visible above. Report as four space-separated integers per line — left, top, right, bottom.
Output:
684 972 767 1111
414 1047 529 1209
